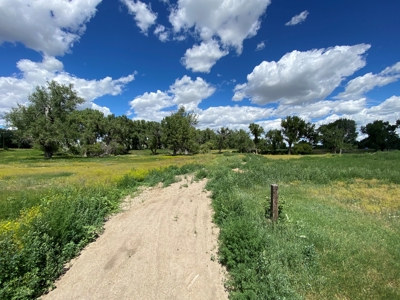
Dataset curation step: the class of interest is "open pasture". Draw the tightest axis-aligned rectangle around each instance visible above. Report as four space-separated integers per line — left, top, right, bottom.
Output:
206 151 400 299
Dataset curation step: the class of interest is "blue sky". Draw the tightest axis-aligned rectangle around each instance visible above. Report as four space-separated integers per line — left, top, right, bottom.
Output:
1 0 399 133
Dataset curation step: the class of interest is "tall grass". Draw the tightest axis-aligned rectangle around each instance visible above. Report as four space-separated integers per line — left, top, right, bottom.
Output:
206 151 400 299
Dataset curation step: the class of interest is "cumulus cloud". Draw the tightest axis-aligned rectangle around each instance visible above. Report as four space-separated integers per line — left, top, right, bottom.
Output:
255 42 265 51
233 44 371 105
285 10 309 26
0 0 101 56
198 105 273 129
181 40 228 73
0 56 135 119
337 61 400 99
154 25 169 42
313 96 400 133
121 0 157 35
169 0 271 54
274 99 367 120
170 76 216 110
128 75 215 120
364 96 400 120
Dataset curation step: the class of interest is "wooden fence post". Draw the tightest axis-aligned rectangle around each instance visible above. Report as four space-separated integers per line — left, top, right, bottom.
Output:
270 184 279 221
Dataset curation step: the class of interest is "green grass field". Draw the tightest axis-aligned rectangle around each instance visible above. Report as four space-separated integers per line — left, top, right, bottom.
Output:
206 152 400 299
1 149 399 299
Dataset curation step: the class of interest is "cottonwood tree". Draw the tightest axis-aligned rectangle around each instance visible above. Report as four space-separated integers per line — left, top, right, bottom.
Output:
249 123 264 154
281 116 307 155
303 122 319 146
265 129 284 152
319 118 358 153
361 120 400 151
233 129 254 153
216 127 231 153
5 81 84 158
147 121 162 155
68 108 106 156
161 106 198 155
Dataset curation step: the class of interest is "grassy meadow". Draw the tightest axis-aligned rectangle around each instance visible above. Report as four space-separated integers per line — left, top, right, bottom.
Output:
206 151 400 299
0 149 209 299
1 148 399 299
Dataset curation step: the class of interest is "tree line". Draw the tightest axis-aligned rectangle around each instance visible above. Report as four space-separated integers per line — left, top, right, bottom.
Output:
3 81 400 158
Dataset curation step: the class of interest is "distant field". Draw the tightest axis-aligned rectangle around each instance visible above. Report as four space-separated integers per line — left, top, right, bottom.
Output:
0 149 215 220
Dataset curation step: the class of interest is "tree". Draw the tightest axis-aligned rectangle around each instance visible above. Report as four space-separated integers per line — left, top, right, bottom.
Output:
233 129 254 153
216 127 231 153
318 119 357 154
303 122 319 146
5 81 84 158
281 116 307 155
197 128 217 147
68 109 106 156
147 121 162 155
332 118 358 145
318 125 345 153
265 129 284 152
161 106 198 155
249 123 264 154
361 120 400 151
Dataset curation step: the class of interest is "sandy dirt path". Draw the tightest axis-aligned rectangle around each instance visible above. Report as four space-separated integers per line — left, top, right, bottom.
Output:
41 177 228 300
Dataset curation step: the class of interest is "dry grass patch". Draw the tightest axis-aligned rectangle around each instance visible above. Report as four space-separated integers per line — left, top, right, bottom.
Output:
307 179 400 214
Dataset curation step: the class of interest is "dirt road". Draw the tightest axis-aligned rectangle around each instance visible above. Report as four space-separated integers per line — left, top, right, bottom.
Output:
41 177 228 300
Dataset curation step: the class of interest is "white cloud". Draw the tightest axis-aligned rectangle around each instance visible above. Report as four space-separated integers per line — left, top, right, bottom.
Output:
198 105 273 129
233 44 371 105
256 42 265 51
170 76 215 110
0 56 135 118
80 102 112 116
128 90 173 120
169 0 271 54
0 0 101 56
121 0 157 35
285 10 309 26
256 119 282 132
313 96 400 134
181 40 228 73
154 25 169 42
274 98 367 120
381 62 400 75
365 96 400 119
337 62 400 99
128 75 215 121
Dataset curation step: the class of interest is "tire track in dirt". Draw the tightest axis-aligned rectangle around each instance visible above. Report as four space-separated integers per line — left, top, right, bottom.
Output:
41 177 228 300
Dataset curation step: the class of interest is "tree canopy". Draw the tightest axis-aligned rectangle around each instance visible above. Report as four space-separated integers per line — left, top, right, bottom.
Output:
161 106 198 155
281 116 307 154
5 82 400 157
5 81 84 158
361 120 399 151
249 123 264 153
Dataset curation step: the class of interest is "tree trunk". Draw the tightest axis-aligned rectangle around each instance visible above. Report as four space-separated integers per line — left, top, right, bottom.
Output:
44 149 53 159
288 143 292 155
173 149 177 156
